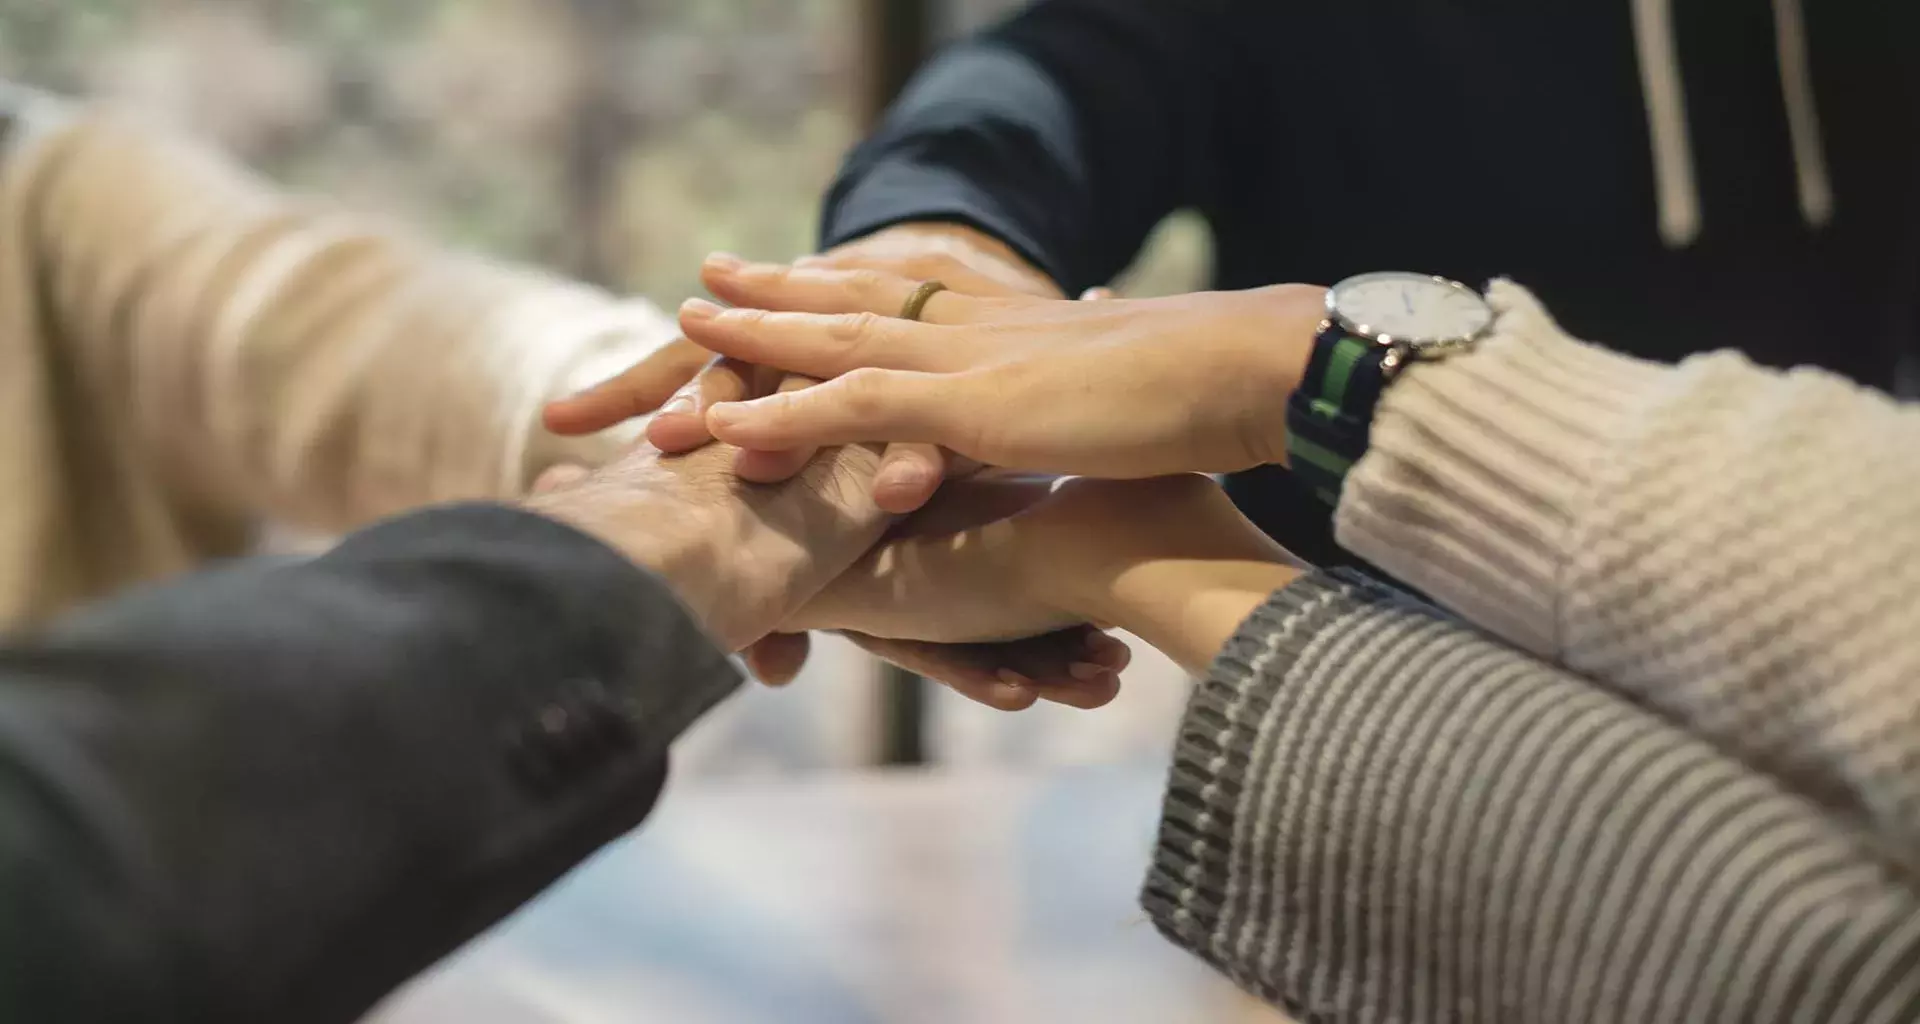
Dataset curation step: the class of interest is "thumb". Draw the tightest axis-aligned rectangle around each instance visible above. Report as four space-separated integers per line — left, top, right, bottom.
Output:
705 367 958 453
543 336 710 436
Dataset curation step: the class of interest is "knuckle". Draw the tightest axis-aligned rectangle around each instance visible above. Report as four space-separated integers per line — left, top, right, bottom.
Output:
697 363 747 402
847 268 890 301
828 310 884 346
935 372 997 451
796 441 884 507
906 253 961 277
836 367 892 414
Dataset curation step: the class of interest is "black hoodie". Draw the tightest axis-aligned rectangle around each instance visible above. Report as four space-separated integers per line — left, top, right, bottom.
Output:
822 0 1920 561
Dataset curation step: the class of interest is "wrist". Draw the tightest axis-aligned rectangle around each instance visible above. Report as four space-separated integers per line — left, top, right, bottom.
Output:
1059 478 1313 672
1247 284 1329 465
1026 477 1302 672
1095 557 1303 675
525 488 737 642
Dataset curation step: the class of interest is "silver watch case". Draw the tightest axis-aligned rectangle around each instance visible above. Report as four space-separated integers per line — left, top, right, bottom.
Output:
1326 271 1492 377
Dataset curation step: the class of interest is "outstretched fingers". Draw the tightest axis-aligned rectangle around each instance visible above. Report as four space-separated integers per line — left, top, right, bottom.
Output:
543 335 712 435
677 296 970 381
705 367 969 456
701 254 980 325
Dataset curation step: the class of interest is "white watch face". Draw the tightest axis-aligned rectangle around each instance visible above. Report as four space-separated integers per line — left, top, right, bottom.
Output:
1330 272 1493 346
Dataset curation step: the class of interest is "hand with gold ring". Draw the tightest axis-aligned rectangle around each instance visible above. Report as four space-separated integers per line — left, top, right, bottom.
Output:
542 222 1103 513
634 272 973 507
897 279 949 323
671 255 1325 506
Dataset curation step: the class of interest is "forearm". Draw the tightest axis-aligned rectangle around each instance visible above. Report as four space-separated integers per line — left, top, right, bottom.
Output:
1096 556 1300 674
822 0 1229 293
22 103 673 532
1146 569 1920 1023
1336 280 1920 858
0 505 736 1024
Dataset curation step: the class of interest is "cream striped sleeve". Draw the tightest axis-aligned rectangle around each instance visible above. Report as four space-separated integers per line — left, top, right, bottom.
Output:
1333 281 1920 860
1146 569 1920 1024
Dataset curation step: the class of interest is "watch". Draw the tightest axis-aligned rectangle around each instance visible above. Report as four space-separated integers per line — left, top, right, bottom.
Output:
1285 271 1494 505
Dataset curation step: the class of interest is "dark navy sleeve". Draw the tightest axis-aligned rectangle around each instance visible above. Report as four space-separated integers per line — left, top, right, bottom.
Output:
821 0 1234 295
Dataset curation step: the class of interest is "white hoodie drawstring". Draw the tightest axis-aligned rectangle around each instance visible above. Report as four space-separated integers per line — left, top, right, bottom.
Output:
1629 0 1833 248
1631 0 1702 247
1771 0 1834 228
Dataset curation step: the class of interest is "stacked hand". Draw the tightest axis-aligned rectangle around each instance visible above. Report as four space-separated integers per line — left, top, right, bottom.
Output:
789 471 1299 684
672 255 1323 507
537 223 1315 708
545 223 1091 510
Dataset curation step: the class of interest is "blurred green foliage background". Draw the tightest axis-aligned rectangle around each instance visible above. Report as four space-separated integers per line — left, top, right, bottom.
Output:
0 0 1203 304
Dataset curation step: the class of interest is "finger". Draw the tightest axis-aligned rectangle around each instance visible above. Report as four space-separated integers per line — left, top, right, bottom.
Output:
848 631 1124 712
679 296 969 381
1080 630 1134 673
1034 669 1122 710
796 250 1029 301
991 627 1124 710
744 632 811 686
732 372 820 482
543 335 712 435
1041 629 1129 710
706 367 962 454
846 633 1038 712
531 462 590 495
990 626 1121 707
701 254 979 325
873 443 947 515
647 356 748 452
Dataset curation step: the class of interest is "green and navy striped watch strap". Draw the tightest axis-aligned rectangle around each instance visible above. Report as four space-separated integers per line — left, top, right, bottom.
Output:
1286 327 1393 506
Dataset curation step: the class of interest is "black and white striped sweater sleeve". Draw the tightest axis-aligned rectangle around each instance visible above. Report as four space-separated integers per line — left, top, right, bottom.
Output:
1144 569 1920 1024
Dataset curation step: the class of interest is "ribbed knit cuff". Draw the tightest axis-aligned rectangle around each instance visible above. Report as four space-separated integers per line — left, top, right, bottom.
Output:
1333 280 1670 658
1142 569 1369 1013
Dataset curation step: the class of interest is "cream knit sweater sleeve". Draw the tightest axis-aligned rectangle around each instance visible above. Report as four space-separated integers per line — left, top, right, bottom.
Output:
0 88 677 621
24 103 672 526
1336 280 1920 857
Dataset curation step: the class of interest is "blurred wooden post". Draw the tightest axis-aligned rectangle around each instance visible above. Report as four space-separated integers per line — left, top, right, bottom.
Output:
858 0 940 766
857 0 937 123
559 0 639 289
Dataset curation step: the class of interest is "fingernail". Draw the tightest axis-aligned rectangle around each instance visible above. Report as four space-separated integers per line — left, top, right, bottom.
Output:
1085 636 1131 670
997 669 1032 690
680 297 723 320
707 402 746 429
1069 662 1109 682
878 455 934 492
705 252 743 272
793 254 829 268
658 394 696 418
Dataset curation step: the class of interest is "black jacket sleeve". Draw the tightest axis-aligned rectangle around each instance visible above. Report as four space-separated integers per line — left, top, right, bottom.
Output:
0 504 740 1024
820 0 1234 294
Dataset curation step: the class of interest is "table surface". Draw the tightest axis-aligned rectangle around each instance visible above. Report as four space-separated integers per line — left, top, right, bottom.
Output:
371 765 1291 1024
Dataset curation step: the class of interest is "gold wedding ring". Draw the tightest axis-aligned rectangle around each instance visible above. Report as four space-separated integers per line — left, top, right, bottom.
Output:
898 280 948 322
